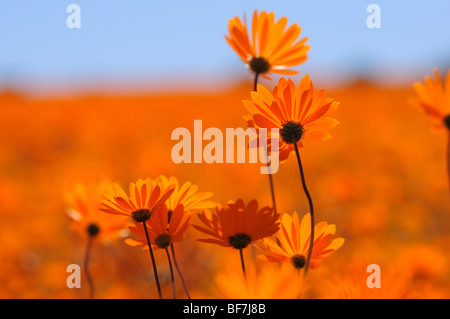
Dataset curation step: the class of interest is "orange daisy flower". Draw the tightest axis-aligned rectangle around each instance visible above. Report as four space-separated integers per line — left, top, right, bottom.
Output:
257 212 344 270
413 69 450 130
100 178 175 223
65 181 128 243
65 181 130 299
125 204 190 250
192 199 279 250
100 178 174 299
413 69 450 194
155 175 216 215
243 76 339 162
226 10 309 79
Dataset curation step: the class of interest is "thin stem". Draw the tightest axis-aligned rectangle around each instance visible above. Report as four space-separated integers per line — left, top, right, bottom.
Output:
254 73 278 217
265 146 280 248
253 72 259 92
165 248 176 299
142 221 163 299
293 143 315 279
170 243 191 299
266 157 278 215
84 235 95 299
239 248 247 279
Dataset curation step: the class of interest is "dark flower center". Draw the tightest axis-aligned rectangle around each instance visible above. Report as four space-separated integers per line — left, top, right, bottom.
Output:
155 234 172 249
228 233 252 249
444 114 450 130
132 209 151 223
280 121 304 144
291 254 306 269
86 223 100 237
249 57 270 74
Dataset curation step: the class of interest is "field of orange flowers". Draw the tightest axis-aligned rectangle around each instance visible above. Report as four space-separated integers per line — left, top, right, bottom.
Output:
1 10 450 299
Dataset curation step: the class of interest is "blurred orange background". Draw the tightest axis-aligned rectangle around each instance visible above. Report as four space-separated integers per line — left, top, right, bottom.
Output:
1 77 449 298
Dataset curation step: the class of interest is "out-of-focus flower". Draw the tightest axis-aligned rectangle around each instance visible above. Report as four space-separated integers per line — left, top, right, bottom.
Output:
318 263 414 299
100 178 174 223
243 76 339 162
412 69 450 130
193 199 279 249
65 181 128 243
214 262 303 299
155 175 216 214
226 10 309 79
125 204 190 250
393 245 447 283
257 212 344 270
4 66 450 299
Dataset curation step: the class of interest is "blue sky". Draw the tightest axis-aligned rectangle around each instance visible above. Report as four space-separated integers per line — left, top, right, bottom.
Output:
1 0 450 94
